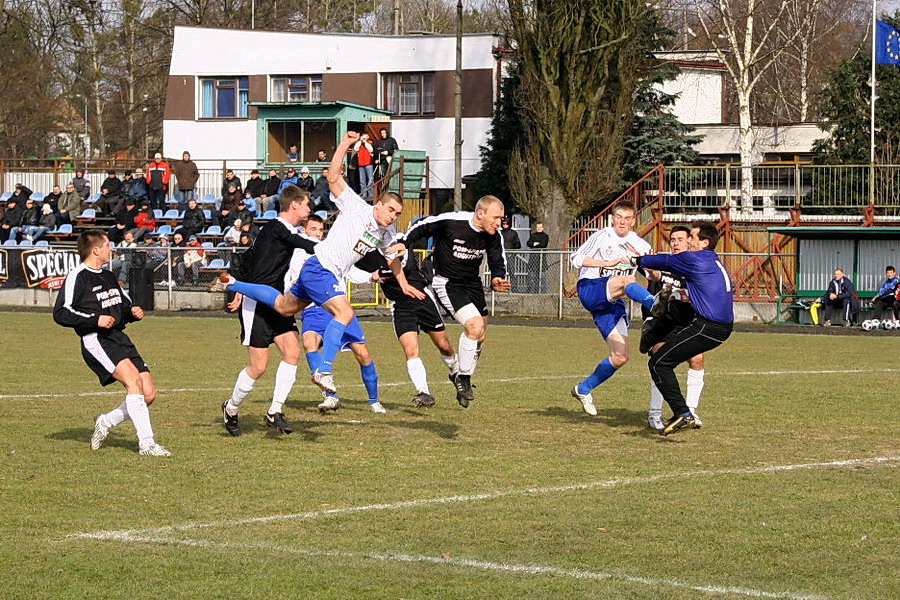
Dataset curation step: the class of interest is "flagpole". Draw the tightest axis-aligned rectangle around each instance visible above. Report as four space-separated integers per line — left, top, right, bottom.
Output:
871 0 877 166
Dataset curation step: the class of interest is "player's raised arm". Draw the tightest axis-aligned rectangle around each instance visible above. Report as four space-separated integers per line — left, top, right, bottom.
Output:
327 131 359 202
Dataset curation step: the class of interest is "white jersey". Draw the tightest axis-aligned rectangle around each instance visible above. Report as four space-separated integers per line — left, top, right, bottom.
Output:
570 227 652 280
315 186 397 280
285 246 315 294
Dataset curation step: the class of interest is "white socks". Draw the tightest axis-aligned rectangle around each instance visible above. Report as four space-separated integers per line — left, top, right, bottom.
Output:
686 368 705 411
458 334 479 375
407 358 429 394
269 361 297 414
104 400 130 427
440 352 459 376
125 394 155 448
227 368 257 415
649 382 664 417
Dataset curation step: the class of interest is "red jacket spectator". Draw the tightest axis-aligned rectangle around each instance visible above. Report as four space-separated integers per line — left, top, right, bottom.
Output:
134 210 157 231
145 155 172 192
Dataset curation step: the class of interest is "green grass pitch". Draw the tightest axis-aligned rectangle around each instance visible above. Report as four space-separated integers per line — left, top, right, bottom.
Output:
0 310 897 600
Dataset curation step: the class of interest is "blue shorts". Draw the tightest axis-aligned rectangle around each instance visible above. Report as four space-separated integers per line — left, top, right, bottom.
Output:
300 305 366 349
577 277 628 339
289 255 345 306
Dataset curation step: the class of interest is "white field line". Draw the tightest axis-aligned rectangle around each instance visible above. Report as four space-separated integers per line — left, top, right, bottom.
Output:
69 456 899 542
72 535 832 600
5 368 900 400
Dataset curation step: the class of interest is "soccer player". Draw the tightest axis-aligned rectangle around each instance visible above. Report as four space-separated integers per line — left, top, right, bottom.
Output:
568 200 659 416
282 214 386 414
640 225 706 431
212 131 419 398
53 229 170 456
633 221 734 436
364 245 459 408
386 195 511 408
218 186 318 437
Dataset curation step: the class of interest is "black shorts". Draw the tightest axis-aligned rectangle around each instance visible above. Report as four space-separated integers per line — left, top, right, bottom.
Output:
391 288 446 338
431 275 488 321
239 296 298 348
80 329 149 386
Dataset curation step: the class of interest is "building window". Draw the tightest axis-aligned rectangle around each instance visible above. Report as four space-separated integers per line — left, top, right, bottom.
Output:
200 77 249 118
271 76 323 103
383 73 435 116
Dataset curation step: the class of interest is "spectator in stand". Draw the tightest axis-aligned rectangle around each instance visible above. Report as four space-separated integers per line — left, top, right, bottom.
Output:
0 195 25 242
37 204 56 241
287 144 299 162
295 166 315 193
872 265 899 320
13 197 44 242
819 268 861 327
44 185 62 214
110 231 138 286
131 201 157 242
315 149 328 163
260 168 281 212
499 217 521 249
353 132 375 199
223 218 243 245
145 153 171 213
109 197 139 244
244 169 266 203
232 198 254 226
241 192 258 218
311 167 332 211
221 169 242 197
374 128 398 180
179 198 207 238
278 167 299 193
170 231 187 283
218 181 242 228
171 150 200 211
95 170 123 217
71 169 91 202
58 182 82 224
11 183 33 203
526 221 549 249
180 234 206 285
121 169 148 206
146 234 171 284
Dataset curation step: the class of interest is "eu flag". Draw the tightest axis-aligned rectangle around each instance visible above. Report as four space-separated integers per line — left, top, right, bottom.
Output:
876 20 900 65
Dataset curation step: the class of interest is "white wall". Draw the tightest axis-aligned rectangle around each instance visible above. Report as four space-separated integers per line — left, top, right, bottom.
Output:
394 117 491 187
163 120 258 168
170 27 499 76
659 70 723 125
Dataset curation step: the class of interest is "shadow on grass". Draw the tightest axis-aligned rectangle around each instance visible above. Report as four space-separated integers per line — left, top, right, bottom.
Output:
532 405 675 440
389 419 460 440
46 427 135 451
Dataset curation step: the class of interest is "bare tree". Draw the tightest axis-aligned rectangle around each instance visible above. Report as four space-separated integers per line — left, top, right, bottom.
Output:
506 0 665 247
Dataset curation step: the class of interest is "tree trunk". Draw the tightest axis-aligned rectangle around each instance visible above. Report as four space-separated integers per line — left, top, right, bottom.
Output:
738 85 755 215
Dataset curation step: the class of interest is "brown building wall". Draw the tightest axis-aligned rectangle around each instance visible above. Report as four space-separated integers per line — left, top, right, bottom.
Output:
165 75 196 121
248 75 267 120
322 73 378 107
433 69 494 118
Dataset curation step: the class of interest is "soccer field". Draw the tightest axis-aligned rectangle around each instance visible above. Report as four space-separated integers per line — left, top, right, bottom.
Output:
0 310 897 600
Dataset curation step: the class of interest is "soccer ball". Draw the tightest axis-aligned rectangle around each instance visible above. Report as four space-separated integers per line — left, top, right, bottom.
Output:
862 319 878 331
883 319 896 330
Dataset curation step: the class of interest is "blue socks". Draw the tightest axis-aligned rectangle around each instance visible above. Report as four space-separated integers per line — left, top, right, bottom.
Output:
577 358 618 395
229 280 281 308
360 362 379 402
625 282 655 311
305 351 323 374
320 319 347 371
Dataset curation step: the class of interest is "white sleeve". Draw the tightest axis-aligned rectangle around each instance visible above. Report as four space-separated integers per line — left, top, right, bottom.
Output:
347 266 373 285
330 186 368 214
570 230 606 268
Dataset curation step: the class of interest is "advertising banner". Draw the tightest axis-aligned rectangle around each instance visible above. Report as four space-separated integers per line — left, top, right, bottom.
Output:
0 248 80 289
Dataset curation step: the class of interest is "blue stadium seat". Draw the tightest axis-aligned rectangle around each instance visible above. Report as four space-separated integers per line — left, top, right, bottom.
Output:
155 224 173 236
201 241 214 248
204 258 226 269
153 209 163 219
3 239 17 246
201 225 222 237
31 192 45 202
52 224 73 235
203 193 216 204
79 208 96 220
315 210 328 220
0 192 11 201
35 240 49 246
162 209 180 219
261 210 277 220
86 193 101 204
203 209 212 220
17 240 32 246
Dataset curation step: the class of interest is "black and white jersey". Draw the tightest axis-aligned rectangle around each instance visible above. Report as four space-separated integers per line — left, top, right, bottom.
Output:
658 269 689 303
54 263 136 337
238 217 317 288
400 211 506 282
